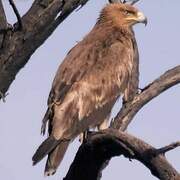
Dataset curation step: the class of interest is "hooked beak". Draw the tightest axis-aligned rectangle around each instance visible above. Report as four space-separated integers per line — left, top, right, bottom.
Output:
136 11 147 26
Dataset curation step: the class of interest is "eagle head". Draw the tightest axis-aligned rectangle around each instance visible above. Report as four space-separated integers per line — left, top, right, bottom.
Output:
99 3 147 27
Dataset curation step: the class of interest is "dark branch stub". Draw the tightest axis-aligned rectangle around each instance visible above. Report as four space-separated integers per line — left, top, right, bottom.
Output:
156 142 180 155
0 91 8 102
9 0 23 30
130 0 141 5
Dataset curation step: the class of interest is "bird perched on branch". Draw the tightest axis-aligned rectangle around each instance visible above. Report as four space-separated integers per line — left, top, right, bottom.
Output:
32 3 147 176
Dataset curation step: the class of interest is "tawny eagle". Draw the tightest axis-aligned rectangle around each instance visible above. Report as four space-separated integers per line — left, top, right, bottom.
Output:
32 3 147 176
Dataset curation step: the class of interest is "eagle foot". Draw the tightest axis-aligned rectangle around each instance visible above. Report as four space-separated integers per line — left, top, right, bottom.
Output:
79 130 91 143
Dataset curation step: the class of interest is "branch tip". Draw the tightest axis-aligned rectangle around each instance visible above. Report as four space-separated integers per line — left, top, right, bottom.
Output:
0 91 8 102
131 0 141 5
156 142 180 155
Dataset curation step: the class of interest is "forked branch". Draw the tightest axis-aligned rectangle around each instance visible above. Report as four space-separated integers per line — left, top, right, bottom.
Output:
0 0 89 101
64 129 180 180
156 142 180 155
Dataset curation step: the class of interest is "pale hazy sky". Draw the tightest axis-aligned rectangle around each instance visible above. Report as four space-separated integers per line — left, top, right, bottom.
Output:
0 0 180 180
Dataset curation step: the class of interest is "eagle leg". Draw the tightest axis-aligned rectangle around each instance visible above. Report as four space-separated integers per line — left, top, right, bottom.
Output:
79 130 90 143
97 117 109 130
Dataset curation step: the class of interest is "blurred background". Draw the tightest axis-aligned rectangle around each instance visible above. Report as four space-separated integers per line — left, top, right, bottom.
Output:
0 0 179 179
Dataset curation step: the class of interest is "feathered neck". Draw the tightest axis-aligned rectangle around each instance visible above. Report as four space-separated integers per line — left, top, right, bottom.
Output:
95 20 134 39
96 9 134 38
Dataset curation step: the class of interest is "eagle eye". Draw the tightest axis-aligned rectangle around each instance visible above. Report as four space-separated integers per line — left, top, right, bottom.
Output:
123 10 133 16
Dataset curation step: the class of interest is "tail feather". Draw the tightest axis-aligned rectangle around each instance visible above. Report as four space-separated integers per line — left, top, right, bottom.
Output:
44 141 69 176
32 136 59 165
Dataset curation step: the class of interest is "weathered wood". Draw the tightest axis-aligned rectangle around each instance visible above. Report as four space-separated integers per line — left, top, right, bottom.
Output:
64 129 180 180
0 0 89 99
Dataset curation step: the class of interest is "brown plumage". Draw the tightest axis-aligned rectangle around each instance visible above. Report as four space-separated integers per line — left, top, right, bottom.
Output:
32 3 147 176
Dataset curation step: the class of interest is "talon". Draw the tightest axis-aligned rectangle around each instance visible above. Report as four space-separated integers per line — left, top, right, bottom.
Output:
138 87 143 93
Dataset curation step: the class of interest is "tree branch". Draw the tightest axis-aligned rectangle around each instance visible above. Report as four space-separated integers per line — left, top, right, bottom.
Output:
109 0 123 3
131 0 141 5
0 0 8 47
111 65 180 131
0 0 89 101
109 0 140 4
156 142 180 155
64 129 180 180
9 0 23 30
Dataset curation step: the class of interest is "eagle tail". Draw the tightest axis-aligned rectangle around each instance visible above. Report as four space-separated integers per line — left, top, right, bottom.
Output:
32 136 59 166
44 141 70 176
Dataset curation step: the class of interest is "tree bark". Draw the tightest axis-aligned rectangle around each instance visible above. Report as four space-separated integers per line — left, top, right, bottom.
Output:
64 129 180 180
0 0 7 48
0 0 89 99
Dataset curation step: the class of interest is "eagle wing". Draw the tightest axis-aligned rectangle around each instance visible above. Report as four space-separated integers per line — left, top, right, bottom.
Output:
41 40 99 134
123 34 139 103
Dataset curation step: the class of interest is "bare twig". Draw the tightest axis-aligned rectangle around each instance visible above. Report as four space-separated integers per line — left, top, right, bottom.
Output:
9 0 23 30
156 142 180 155
131 0 141 5
108 0 123 3
112 0 140 4
0 91 8 102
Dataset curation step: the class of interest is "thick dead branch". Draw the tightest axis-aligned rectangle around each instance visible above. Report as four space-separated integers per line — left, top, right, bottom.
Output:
9 0 23 30
64 129 180 180
0 0 89 101
111 65 180 130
